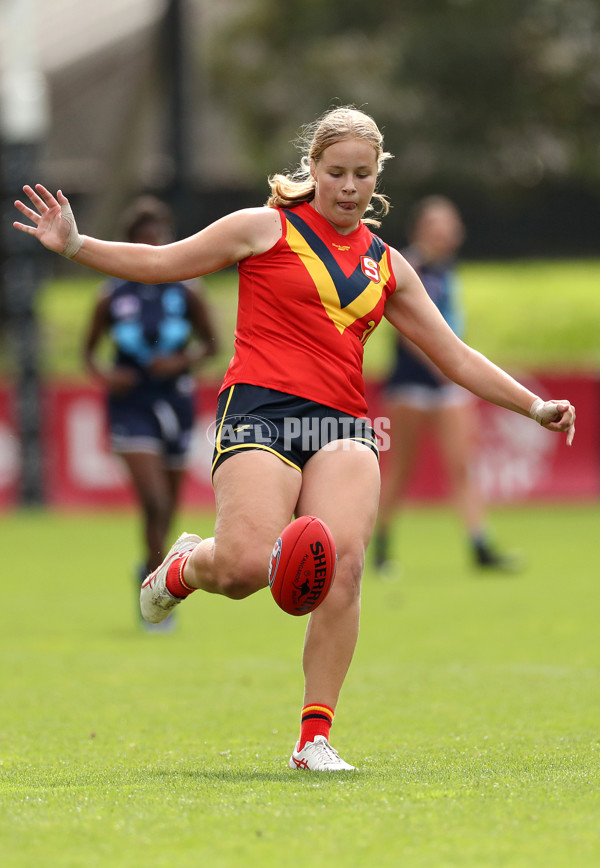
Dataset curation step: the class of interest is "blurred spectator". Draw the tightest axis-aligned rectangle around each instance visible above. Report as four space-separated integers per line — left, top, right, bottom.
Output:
374 195 518 573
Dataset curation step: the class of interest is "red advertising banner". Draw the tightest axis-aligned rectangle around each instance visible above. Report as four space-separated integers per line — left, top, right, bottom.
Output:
42 383 220 509
0 387 19 508
369 373 599 503
0 375 598 509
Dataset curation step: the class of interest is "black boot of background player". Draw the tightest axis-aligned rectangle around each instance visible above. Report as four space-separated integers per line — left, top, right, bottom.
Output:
472 539 521 572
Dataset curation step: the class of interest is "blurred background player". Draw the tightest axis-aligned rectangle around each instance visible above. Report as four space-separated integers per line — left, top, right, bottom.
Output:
82 196 219 626
374 195 517 573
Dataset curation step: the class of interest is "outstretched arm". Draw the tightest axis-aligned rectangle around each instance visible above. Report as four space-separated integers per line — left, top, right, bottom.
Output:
13 185 282 283
385 249 576 444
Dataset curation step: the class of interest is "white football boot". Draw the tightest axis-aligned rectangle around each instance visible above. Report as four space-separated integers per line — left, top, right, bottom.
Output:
140 533 201 623
288 735 357 771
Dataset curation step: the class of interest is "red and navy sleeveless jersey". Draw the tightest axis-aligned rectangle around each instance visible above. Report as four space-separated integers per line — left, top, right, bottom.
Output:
220 202 397 417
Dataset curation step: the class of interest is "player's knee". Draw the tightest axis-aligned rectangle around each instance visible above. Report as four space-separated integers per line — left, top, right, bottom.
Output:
329 549 364 606
213 548 269 600
448 457 470 488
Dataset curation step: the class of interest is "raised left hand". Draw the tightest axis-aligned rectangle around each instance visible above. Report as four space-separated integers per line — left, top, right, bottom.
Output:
530 398 576 446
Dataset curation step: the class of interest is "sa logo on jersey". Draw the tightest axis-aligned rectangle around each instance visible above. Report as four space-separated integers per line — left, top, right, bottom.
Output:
360 255 380 283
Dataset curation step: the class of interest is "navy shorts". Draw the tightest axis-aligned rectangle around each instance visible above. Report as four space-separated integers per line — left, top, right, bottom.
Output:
386 343 444 391
108 385 195 468
384 344 470 410
211 384 378 477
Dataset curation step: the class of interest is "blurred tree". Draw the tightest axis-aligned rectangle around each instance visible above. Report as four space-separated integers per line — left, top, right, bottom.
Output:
207 0 600 201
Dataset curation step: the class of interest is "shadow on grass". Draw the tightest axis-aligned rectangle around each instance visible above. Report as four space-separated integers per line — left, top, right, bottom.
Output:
154 767 360 784
8 765 360 791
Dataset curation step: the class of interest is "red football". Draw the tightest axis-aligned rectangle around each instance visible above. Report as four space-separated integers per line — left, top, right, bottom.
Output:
268 515 337 616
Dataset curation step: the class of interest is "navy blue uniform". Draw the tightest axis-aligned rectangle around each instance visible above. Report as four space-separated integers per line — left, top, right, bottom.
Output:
105 279 196 466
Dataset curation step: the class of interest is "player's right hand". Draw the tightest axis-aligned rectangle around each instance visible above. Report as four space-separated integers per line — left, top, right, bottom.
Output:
13 185 83 259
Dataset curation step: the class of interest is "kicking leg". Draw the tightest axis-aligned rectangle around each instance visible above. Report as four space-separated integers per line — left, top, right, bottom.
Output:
141 450 304 622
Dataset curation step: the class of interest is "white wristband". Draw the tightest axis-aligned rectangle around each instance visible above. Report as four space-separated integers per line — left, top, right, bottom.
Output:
60 201 83 259
530 397 559 425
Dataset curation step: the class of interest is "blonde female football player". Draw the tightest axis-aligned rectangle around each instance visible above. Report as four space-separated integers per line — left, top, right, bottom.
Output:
13 107 575 772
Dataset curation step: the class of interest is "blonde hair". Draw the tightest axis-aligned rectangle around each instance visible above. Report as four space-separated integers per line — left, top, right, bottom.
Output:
266 106 392 227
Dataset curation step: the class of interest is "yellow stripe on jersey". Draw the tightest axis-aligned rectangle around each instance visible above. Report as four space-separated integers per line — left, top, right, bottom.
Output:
285 219 392 335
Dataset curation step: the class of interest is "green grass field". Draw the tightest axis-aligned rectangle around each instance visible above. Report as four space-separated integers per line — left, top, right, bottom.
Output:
1 503 599 867
1 258 599 381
